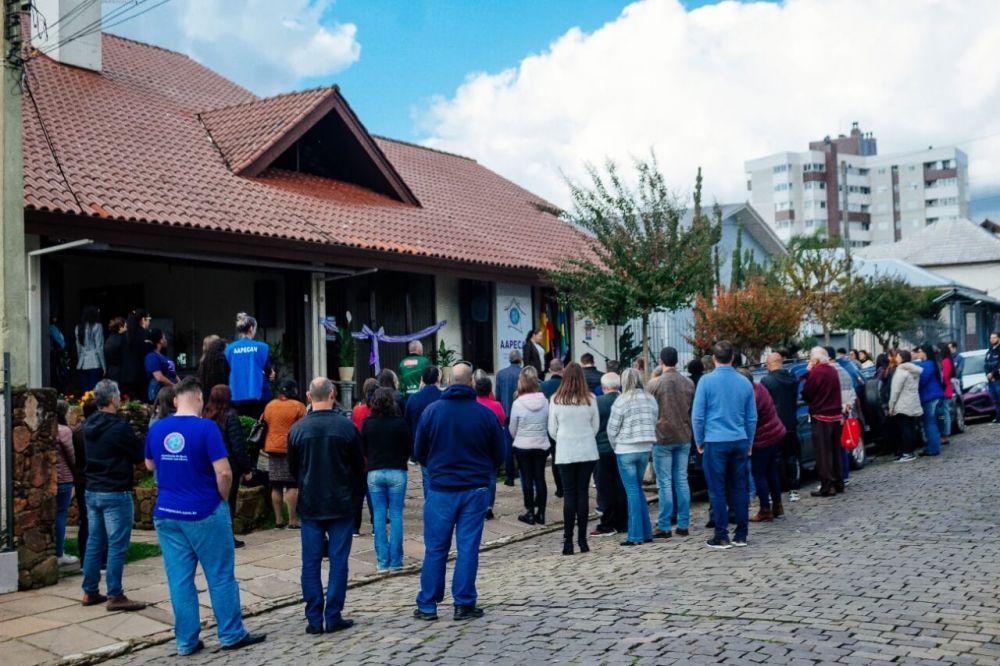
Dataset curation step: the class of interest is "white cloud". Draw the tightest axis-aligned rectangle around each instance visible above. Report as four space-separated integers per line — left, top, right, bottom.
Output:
420 0 1000 210
111 0 360 95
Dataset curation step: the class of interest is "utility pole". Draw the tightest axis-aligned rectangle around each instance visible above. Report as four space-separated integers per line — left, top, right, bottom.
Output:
840 159 851 259
0 1 28 386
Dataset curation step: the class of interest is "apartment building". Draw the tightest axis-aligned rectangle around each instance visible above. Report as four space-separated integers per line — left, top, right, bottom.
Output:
745 123 970 246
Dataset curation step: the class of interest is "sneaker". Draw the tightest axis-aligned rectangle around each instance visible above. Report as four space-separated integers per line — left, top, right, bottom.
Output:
674 528 689 537
844 479 851 486
705 538 731 550
221 633 267 651
589 528 616 537
788 491 800 502
413 608 438 621
106 595 147 612
731 538 748 547
57 554 79 566
454 605 485 621
896 453 916 462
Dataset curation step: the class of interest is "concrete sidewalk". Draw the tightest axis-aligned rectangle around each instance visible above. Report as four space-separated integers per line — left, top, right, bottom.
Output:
1 465 616 665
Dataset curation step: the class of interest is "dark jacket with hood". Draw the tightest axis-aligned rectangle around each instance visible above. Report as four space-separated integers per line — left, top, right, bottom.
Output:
761 368 799 433
84 410 144 492
287 408 365 521
413 384 504 492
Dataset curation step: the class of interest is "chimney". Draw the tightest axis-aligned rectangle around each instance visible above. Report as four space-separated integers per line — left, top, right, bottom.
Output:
32 0 102 72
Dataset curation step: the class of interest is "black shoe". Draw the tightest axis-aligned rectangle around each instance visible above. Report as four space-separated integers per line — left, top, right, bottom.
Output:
221 633 267 651
517 512 535 525
555 489 564 499
810 488 836 497
620 540 639 547
183 640 205 656
675 528 689 537
705 538 732 550
578 540 589 553
534 510 545 525
413 608 438 621
562 540 574 555
485 510 495 520
454 605 485 621
834 484 845 493
705 518 715 528
306 625 324 635
504 479 515 487
326 619 354 633
233 539 245 549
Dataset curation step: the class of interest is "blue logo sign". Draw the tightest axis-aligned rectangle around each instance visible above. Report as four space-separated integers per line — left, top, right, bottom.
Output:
509 307 521 326
164 432 185 454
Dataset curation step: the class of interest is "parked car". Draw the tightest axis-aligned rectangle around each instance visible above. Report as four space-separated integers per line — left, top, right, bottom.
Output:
958 349 996 421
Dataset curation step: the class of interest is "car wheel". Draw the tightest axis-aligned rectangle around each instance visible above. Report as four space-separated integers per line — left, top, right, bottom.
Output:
849 438 866 470
953 400 966 434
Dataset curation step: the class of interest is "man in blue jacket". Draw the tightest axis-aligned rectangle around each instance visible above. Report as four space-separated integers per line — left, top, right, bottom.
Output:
404 365 443 497
412 361 504 622
692 341 757 550
495 350 523 486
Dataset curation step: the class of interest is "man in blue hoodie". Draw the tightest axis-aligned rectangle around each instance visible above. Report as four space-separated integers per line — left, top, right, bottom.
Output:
412 361 504 622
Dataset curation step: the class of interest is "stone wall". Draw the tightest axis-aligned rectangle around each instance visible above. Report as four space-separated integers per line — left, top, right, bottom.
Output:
12 388 59 590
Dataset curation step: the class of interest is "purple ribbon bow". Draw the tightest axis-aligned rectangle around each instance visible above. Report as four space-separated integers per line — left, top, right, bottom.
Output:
351 320 447 374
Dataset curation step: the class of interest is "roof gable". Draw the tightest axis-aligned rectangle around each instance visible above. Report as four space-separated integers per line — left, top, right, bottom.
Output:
199 87 418 205
856 218 1000 266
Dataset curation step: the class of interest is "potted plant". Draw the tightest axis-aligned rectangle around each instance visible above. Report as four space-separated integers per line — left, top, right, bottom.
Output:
432 340 460 384
338 325 356 382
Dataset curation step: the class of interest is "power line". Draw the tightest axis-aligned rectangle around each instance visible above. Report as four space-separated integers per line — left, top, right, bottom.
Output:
35 0 140 55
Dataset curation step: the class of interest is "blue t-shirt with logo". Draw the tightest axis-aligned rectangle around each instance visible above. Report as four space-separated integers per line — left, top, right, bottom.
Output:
145 415 229 521
224 339 270 402
145 351 177 402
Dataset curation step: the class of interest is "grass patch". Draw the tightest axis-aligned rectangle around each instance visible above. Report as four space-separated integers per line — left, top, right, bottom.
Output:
136 474 157 489
64 538 162 563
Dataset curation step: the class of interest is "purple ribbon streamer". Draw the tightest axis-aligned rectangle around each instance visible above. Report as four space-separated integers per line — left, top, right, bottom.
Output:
351 320 447 374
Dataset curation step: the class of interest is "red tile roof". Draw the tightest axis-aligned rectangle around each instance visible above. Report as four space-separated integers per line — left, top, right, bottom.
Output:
22 33 588 275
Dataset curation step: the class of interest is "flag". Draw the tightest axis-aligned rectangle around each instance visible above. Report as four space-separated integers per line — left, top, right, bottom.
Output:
539 309 551 353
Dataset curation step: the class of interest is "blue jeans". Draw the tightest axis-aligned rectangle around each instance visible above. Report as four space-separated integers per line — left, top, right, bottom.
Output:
82 491 134 598
750 446 781 509
616 451 653 544
55 482 74 557
703 440 750 543
988 379 1000 423
155 502 247 654
938 397 952 437
652 444 690 531
921 399 942 455
841 447 851 481
301 516 354 629
420 465 431 498
368 468 407 569
417 486 489 613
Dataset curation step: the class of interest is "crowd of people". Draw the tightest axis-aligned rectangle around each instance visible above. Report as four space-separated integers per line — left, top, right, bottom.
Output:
59 306 999 655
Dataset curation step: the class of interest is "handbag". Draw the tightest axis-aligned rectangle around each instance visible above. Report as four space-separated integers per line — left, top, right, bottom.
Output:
840 417 861 450
246 418 267 449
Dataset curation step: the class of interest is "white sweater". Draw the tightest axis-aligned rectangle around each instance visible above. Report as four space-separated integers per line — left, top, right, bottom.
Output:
547 399 600 464
509 392 550 451
607 390 658 454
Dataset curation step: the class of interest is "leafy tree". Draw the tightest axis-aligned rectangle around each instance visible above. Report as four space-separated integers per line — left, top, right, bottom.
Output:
834 276 935 353
776 233 851 344
549 155 721 374
688 277 805 363
729 223 775 289
616 324 643 368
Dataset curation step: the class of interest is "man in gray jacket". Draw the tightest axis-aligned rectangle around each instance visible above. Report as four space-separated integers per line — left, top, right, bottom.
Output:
648 347 695 538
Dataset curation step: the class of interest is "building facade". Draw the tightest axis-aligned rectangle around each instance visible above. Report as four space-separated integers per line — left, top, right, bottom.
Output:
745 123 970 247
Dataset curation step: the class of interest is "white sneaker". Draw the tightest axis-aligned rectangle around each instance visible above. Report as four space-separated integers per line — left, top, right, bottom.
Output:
57 554 79 566
788 491 800 502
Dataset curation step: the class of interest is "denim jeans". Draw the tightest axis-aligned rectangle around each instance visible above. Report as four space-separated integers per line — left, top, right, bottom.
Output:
988 379 1000 423
417 486 489 613
703 440 750 543
368 468 407 570
82 490 134 598
420 465 431 498
921 398 943 455
156 502 248 654
615 451 653 544
301 516 354 629
938 397 952 438
750 445 782 509
55 482 74 557
652 443 690 531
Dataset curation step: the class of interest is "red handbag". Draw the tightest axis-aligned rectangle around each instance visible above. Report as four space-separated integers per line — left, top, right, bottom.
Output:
840 417 861 450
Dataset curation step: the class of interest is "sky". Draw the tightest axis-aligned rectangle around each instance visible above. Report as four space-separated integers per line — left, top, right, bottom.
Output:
109 0 1000 219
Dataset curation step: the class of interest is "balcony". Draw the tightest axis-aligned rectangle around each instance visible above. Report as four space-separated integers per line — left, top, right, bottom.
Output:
924 166 957 182
775 209 795 221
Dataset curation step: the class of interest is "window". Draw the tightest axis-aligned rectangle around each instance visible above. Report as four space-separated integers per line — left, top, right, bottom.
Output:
774 183 791 192
908 165 917 171
857 168 870 176
775 200 793 210
803 163 825 172
878 168 887 175
803 181 826 191
773 164 789 174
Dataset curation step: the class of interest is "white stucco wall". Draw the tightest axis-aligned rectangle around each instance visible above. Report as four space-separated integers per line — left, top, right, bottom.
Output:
434 275 464 362
925 263 1000 299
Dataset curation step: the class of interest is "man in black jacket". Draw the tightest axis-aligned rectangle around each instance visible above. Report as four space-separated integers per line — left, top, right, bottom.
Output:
81 380 146 611
288 377 365 635
761 353 801 503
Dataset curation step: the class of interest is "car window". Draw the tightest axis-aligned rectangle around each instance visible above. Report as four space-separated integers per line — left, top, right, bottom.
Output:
963 354 985 375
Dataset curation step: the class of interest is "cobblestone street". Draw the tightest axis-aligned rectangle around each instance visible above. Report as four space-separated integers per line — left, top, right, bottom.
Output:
101 423 1000 665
